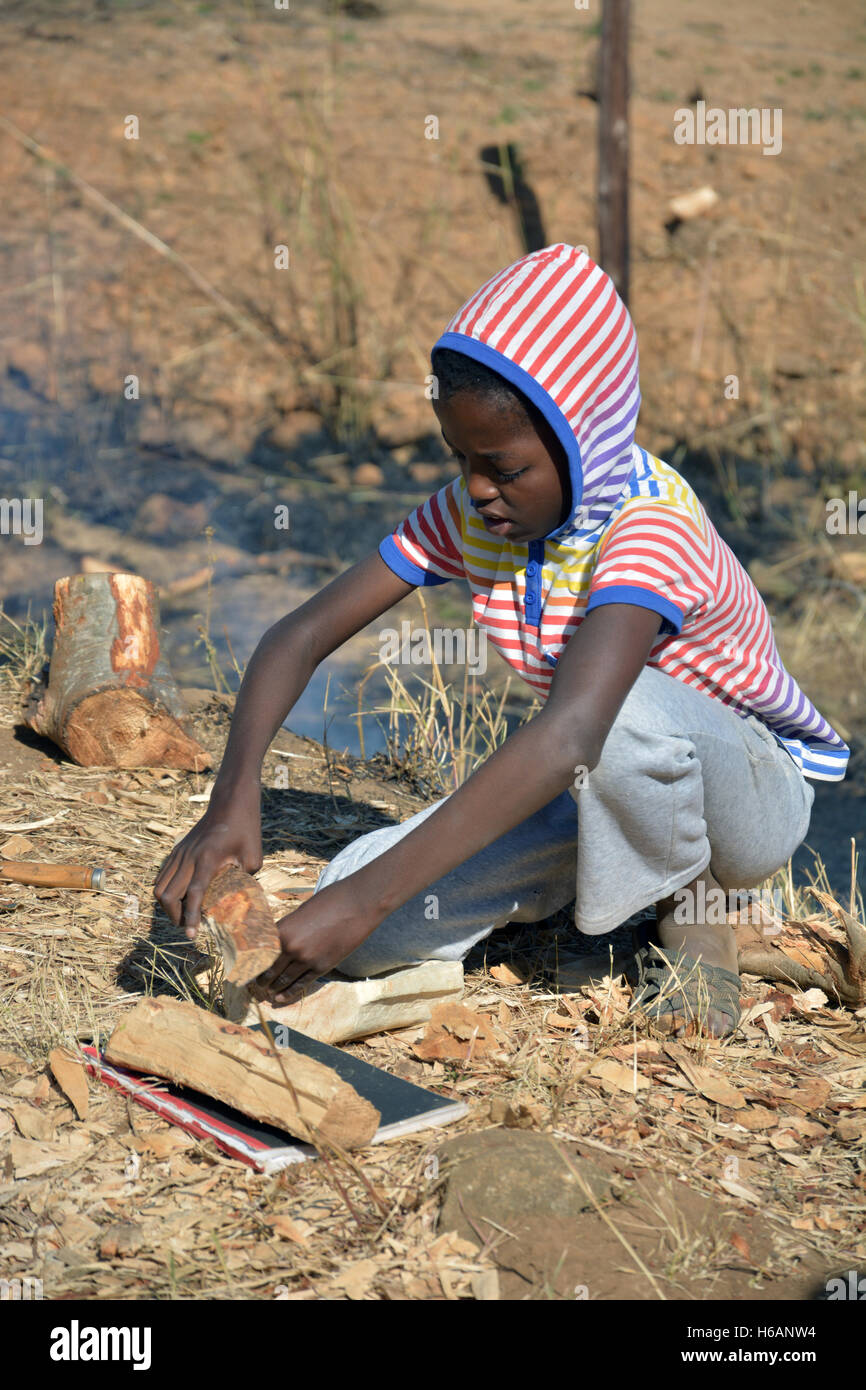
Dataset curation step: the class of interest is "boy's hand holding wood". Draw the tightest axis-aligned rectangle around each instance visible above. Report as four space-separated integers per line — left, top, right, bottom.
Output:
255 878 385 1003
154 775 263 935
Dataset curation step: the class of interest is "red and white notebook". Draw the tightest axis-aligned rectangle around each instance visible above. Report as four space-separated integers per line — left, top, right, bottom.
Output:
82 1023 467 1173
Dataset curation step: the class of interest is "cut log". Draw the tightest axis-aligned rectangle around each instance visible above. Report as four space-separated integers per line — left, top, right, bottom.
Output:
202 866 282 987
223 960 465 1042
22 572 211 771
736 891 866 1007
104 997 380 1149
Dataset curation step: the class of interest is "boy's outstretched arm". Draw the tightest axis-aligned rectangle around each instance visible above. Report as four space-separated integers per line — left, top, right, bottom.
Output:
259 602 664 1000
154 551 417 932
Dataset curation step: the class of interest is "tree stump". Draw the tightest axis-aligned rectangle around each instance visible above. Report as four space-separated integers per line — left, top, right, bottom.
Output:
22 572 212 770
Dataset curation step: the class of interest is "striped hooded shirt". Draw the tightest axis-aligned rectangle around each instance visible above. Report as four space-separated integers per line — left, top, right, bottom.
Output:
379 243 848 782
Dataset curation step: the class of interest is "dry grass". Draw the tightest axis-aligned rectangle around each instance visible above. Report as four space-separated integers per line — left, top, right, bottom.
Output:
1 676 865 1299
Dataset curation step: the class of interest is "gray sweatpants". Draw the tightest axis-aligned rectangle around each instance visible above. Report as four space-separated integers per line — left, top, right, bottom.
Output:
315 664 815 977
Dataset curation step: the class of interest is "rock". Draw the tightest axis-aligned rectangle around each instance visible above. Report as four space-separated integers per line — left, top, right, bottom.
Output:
352 462 384 486
667 185 718 222
134 493 209 540
311 454 352 487
437 1129 617 1247
269 411 326 452
408 462 444 485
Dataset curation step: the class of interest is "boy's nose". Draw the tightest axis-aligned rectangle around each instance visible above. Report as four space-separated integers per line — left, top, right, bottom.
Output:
466 472 502 505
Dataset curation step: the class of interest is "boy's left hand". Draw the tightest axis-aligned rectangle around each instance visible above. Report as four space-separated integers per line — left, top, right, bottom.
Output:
253 879 381 1004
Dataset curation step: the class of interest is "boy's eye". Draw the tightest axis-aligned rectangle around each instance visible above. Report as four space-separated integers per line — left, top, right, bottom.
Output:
447 449 525 484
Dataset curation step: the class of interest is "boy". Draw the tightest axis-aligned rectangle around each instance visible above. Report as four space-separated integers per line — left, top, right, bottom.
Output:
156 243 847 1038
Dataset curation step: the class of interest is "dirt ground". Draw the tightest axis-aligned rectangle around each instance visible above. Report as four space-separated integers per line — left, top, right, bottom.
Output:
1 0 865 1303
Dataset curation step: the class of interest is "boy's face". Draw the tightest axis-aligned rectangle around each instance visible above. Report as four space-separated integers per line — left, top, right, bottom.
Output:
433 392 571 544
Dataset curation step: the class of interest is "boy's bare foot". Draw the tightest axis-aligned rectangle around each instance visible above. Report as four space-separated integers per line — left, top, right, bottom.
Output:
633 867 741 1038
655 867 739 974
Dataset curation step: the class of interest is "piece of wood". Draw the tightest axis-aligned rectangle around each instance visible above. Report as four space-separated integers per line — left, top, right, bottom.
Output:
223 960 465 1041
202 866 282 987
736 894 866 1007
597 0 630 306
22 572 211 771
48 1047 89 1121
104 997 380 1149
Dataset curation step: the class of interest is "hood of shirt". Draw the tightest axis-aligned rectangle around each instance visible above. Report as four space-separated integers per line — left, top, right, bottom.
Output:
431 242 642 545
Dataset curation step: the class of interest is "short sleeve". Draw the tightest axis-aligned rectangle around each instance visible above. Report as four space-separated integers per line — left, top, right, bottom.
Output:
378 478 466 587
585 503 712 635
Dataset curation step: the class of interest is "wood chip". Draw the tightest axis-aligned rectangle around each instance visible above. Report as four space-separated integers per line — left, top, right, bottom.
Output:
12 1103 55 1142
490 961 528 986
49 1048 90 1120
413 1003 501 1063
719 1177 761 1204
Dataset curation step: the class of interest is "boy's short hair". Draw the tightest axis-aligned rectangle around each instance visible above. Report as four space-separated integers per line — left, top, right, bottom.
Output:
431 346 538 427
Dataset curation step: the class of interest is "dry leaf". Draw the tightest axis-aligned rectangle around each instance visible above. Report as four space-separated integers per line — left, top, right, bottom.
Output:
773 1078 831 1111
729 1232 751 1260
0 834 35 857
329 1257 379 1300
590 1057 649 1095
414 1003 499 1062
10 1131 89 1178
267 1214 313 1244
719 1177 761 1204
664 1043 745 1109
735 1105 779 1132
836 1113 866 1143
49 1048 89 1120
490 962 527 987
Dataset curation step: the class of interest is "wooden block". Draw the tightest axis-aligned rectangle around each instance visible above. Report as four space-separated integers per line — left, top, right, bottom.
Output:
223 960 465 1043
104 997 380 1149
202 866 282 987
